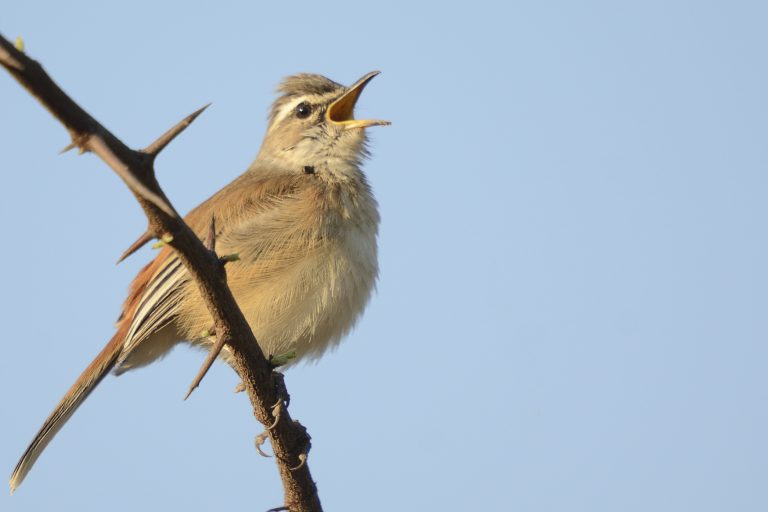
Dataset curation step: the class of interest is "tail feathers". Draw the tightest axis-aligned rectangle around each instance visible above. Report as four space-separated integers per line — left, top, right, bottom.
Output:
9 333 125 493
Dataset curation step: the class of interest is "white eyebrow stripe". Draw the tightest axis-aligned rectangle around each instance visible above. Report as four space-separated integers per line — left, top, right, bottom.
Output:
270 97 303 129
268 92 340 132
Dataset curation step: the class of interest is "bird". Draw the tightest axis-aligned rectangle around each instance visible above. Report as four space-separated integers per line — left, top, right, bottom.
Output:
10 71 389 492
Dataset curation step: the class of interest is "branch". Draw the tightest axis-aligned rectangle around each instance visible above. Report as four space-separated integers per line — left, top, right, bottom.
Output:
0 34 321 511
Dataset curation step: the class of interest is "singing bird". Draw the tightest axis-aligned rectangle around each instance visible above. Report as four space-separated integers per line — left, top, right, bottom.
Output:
10 71 389 492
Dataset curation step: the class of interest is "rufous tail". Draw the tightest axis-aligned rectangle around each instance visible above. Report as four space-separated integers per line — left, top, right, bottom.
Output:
9 332 125 493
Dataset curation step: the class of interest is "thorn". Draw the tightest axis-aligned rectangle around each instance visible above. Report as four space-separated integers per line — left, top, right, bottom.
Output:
59 141 77 154
144 103 211 158
116 231 152 264
233 382 245 393
151 233 174 249
265 507 290 512
184 332 228 400
255 432 272 458
14 36 24 53
204 216 216 252
289 453 307 472
59 134 88 155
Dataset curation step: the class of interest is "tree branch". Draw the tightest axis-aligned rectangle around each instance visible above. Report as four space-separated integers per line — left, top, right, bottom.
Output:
0 34 321 511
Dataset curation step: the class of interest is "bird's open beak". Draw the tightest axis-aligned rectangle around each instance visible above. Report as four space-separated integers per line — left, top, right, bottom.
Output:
326 71 390 130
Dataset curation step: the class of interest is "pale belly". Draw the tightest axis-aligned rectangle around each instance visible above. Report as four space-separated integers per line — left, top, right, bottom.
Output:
185 224 378 365
117 213 378 372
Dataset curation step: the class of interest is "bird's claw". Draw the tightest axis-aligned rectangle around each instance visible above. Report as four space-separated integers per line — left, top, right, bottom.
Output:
255 431 272 458
289 453 307 471
263 372 290 430
266 399 282 430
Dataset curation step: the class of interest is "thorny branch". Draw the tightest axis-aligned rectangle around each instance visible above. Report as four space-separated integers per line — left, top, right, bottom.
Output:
0 34 321 512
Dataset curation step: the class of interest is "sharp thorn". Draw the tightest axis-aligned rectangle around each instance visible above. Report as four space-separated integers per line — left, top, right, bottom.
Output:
116 231 152 264
204 216 217 251
144 103 211 158
59 141 77 154
185 332 227 400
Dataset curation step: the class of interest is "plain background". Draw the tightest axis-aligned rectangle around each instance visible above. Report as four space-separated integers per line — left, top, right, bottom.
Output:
1 2 767 511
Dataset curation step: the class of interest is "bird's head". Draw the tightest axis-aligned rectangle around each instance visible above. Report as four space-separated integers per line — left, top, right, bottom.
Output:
255 71 389 178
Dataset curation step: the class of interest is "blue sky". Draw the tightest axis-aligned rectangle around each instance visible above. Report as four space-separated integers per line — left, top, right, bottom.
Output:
1 2 767 511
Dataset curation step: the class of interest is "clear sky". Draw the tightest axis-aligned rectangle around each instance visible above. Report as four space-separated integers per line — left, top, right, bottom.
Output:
1 2 767 511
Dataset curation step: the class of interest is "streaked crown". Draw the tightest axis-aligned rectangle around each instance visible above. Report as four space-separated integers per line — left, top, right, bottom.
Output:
269 74 344 124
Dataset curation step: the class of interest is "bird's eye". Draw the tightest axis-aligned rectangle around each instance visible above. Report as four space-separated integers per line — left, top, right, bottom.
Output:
295 102 312 119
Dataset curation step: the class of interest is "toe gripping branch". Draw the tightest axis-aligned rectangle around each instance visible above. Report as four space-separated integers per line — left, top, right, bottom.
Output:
255 372 310 471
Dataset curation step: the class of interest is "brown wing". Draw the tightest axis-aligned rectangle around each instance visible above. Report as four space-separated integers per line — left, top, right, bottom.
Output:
114 171 308 359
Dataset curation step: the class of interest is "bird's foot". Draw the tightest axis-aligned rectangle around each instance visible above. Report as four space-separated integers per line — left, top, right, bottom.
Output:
265 372 290 430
